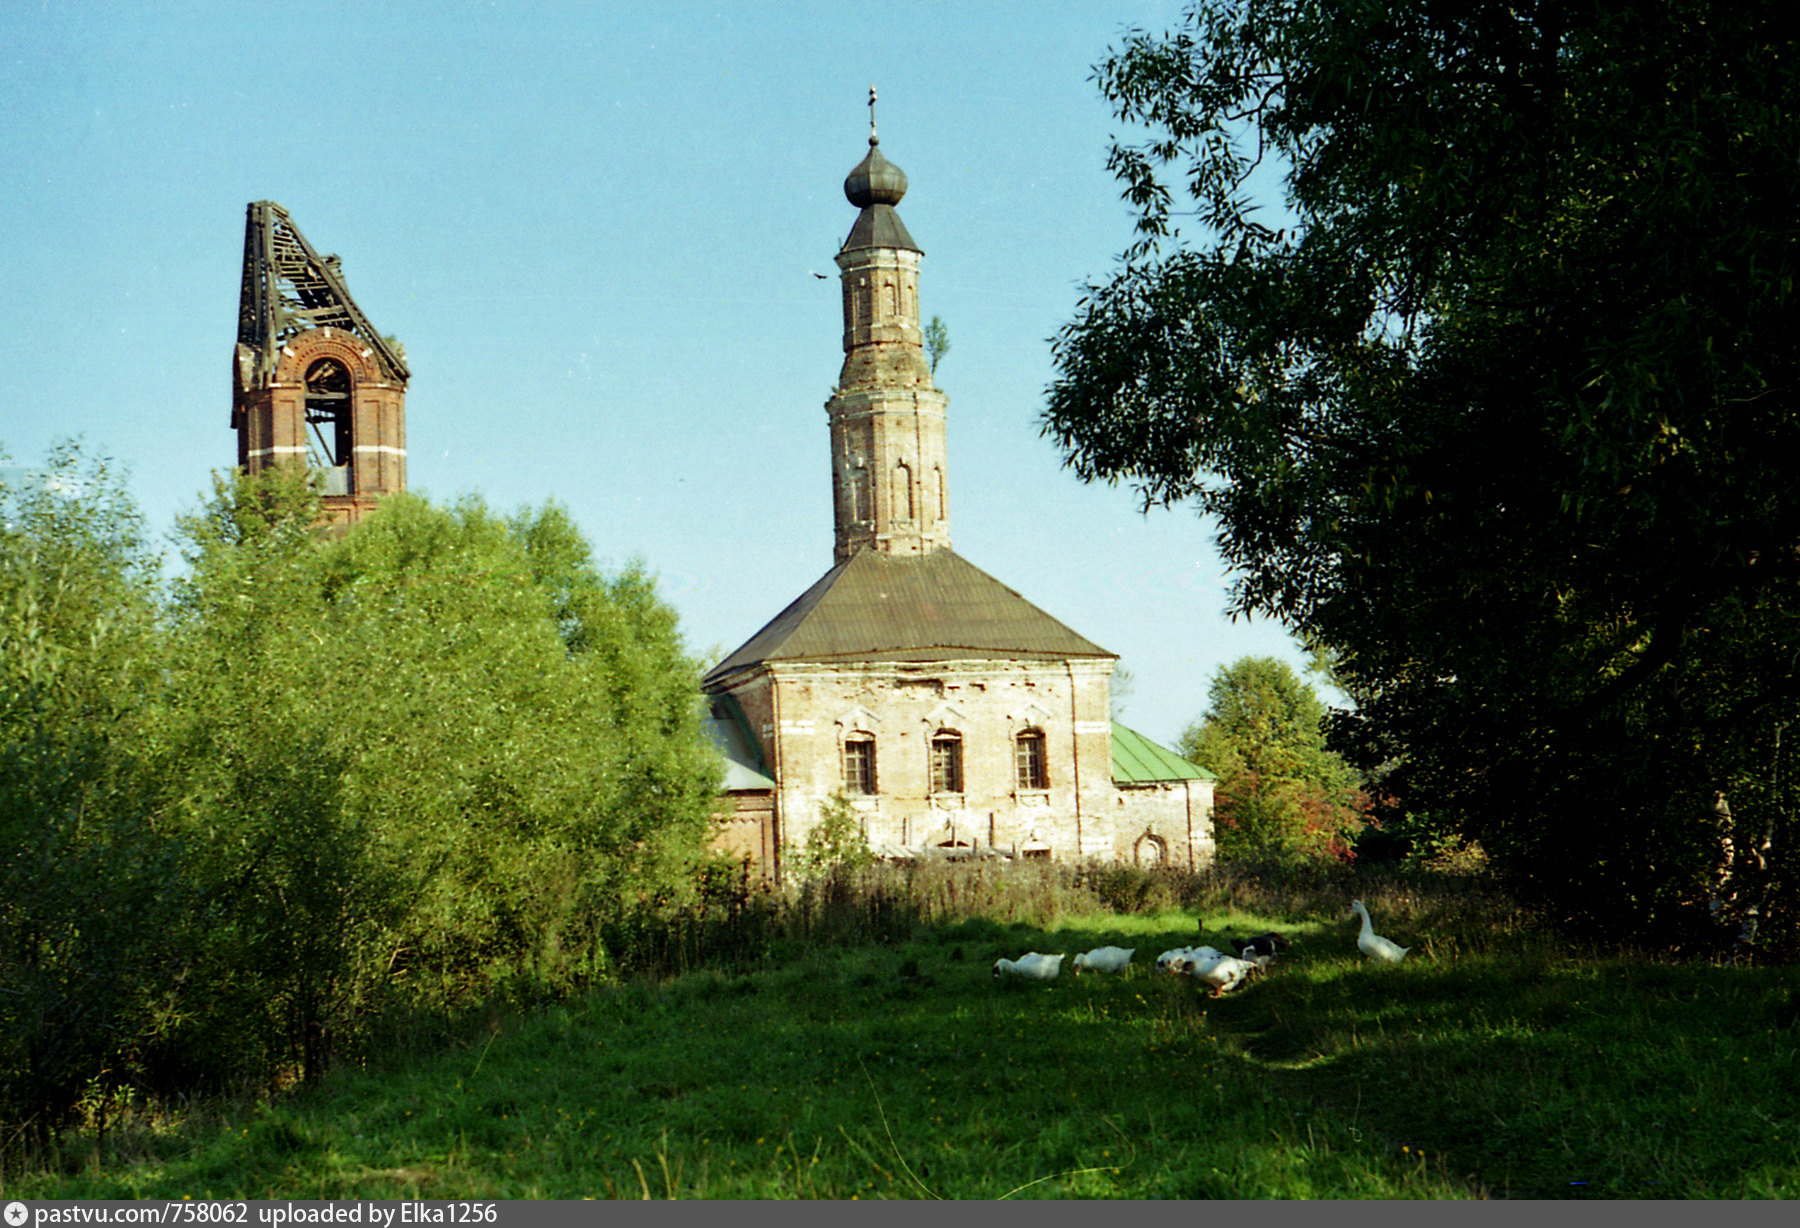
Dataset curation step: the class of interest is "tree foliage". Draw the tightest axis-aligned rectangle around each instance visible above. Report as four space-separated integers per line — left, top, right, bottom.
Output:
788 792 876 882
1043 2 1800 942
1179 656 1363 861
1 448 722 1133
0 444 175 1139
924 315 951 375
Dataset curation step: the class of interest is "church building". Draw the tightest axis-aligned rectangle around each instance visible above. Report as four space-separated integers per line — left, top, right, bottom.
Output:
703 111 1214 881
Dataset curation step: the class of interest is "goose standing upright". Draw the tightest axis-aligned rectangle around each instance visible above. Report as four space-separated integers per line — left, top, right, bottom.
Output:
1350 899 1410 964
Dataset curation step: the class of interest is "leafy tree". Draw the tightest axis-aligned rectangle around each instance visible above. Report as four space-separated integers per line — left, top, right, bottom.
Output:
1110 663 1135 720
155 473 723 1074
925 315 950 375
1179 657 1362 861
1043 1 1800 942
152 466 395 1085
789 793 875 882
0 443 177 1137
0 453 724 1124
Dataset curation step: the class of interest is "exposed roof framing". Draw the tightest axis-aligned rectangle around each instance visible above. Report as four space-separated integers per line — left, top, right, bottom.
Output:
236 201 409 384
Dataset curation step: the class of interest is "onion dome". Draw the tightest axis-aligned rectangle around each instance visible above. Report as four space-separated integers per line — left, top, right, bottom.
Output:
845 139 908 208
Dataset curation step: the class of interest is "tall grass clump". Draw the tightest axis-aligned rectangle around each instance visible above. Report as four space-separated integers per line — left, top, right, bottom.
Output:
592 845 1535 986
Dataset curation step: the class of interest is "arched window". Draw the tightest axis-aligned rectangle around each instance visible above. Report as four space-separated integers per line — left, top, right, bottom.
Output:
849 462 870 523
1015 729 1047 791
930 730 963 795
304 358 352 469
894 460 914 520
842 734 877 795
1135 834 1166 868
934 466 946 522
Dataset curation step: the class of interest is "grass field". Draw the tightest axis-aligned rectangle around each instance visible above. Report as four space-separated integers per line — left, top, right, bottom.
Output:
11 875 1798 1200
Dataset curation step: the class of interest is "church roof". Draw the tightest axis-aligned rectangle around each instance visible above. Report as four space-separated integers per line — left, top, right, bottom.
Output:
840 125 919 252
844 139 908 208
702 549 1114 689
841 203 920 254
1110 722 1216 783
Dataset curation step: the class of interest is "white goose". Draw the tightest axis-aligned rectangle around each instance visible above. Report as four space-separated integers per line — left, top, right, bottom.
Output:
1350 899 1410 964
1156 945 1224 974
1072 946 1136 974
1178 951 1254 997
992 951 1066 981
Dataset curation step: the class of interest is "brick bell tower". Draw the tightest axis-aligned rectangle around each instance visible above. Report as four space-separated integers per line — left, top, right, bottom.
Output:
828 90 952 564
232 201 409 523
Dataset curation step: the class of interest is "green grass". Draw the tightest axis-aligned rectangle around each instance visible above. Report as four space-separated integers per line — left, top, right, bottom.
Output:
10 896 1799 1199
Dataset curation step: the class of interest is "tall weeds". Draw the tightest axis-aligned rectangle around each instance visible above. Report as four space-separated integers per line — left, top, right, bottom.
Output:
598 854 1528 981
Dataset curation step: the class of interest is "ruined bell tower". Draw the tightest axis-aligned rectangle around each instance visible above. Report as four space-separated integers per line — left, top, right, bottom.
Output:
232 202 409 523
827 90 951 564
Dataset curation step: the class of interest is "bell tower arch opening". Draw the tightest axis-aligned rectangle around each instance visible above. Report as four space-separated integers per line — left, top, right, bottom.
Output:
303 357 353 488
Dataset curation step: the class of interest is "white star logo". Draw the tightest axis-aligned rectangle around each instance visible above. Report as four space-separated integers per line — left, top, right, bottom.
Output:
4 1201 29 1227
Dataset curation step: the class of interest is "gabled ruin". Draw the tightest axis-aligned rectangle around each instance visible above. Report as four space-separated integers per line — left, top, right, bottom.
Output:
232 201 408 522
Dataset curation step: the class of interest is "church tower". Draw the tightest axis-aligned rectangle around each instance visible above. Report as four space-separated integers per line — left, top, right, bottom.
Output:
827 92 951 563
232 201 409 524
703 99 1213 884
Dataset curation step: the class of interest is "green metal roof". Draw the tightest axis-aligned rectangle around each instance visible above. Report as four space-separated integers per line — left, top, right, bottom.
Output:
1111 722 1215 784
703 549 1114 688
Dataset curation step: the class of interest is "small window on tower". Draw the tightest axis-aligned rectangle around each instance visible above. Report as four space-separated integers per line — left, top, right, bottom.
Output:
843 735 877 795
851 466 871 524
930 731 963 795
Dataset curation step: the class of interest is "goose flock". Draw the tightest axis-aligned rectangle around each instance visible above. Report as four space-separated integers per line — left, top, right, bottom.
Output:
992 900 1411 996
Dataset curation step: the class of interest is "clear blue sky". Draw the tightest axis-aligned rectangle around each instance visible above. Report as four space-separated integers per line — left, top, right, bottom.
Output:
0 0 1316 747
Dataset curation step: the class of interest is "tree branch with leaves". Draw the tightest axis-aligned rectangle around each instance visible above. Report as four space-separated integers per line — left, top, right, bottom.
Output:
1045 1 1800 943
